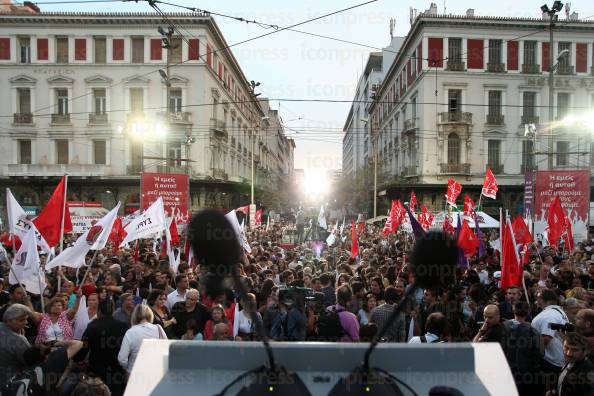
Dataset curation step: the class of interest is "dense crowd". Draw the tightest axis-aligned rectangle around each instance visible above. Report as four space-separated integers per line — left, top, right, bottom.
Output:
0 214 593 396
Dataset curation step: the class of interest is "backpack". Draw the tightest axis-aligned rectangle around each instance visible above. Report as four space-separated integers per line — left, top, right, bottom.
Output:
501 321 542 373
316 307 345 341
2 368 44 396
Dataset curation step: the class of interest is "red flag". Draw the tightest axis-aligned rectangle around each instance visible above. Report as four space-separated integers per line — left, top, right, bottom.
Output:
0 232 21 251
393 200 406 228
445 179 462 206
108 217 126 254
351 221 359 258
512 215 533 245
463 194 475 217
357 221 365 235
382 201 396 236
501 216 523 290
169 218 180 246
546 196 566 247
564 215 574 252
410 191 417 213
482 168 498 199
236 205 249 216
457 220 480 256
443 214 455 235
33 176 72 247
255 209 263 225
420 205 435 230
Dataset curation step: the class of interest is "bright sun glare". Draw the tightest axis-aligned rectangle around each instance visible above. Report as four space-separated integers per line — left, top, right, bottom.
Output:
303 170 329 199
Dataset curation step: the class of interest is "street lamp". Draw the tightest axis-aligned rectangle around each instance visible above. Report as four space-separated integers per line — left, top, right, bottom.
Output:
541 1 564 170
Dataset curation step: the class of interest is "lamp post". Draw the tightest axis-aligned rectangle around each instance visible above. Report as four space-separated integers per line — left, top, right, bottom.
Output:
158 26 177 173
541 1 564 170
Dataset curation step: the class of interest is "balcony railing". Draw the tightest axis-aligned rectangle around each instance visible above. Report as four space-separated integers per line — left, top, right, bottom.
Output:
157 165 186 174
158 111 192 124
446 61 465 71
7 164 106 176
210 118 228 141
438 112 472 124
522 64 540 74
487 164 504 174
521 115 539 125
51 113 71 124
486 114 504 125
89 113 108 124
557 65 574 75
440 163 471 174
14 113 33 124
126 165 143 175
212 168 228 180
404 166 417 177
403 118 418 132
487 63 505 73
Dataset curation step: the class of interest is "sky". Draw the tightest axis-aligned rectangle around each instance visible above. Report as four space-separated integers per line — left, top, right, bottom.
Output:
38 0 594 182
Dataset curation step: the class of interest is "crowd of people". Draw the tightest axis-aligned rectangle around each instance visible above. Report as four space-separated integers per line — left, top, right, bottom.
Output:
0 213 593 396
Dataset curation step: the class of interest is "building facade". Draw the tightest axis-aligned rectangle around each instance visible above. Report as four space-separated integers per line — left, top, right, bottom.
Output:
367 5 594 215
0 7 294 217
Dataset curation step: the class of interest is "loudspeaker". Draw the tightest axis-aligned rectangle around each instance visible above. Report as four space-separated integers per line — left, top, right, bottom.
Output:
126 341 517 396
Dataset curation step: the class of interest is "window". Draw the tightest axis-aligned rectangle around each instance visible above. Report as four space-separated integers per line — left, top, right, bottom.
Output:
488 140 501 167
56 139 69 164
411 96 417 119
488 39 502 64
522 140 534 171
447 133 460 164
558 42 571 68
448 89 462 113
130 88 143 112
488 91 502 116
557 141 569 166
94 37 106 64
93 89 106 115
169 88 182 113
168 141 182 168
56 89 68 115
56 37 68 63
93 140 106 165
19 140 31 164
524 41 537 65
18 37 30 64
17 88 31 114
169 38 182 64
557 93 570 120
448 38 462 62
132 37 144 63
523 92 536 117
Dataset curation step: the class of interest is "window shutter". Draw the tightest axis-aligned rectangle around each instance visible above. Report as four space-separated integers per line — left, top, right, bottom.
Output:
507 40 518 70
428 37 443 67
417 42 422 75
407 59 412 85
467 39 484 69
0 38 10 60
74 38 86 60
206 43 212 67
188 38 199 60
150 38 162 60
576 43 587 73
542 42 550 71
112 39 124 61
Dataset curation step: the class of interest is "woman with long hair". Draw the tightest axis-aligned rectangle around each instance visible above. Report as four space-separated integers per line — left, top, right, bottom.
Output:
147 289 176 338
357 292 377 326
203 304 231 340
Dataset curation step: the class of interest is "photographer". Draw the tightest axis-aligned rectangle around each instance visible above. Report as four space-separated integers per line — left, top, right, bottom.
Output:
546 332 594 396
532 289 570 393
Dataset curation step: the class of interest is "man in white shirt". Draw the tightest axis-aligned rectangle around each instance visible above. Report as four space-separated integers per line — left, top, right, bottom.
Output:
532 288 569 393
166 274 188 311
408 312 446 344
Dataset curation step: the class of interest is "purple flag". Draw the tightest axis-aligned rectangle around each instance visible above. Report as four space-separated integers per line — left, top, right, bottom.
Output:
473 211 487 258
405 205 426 241
455 213 467 268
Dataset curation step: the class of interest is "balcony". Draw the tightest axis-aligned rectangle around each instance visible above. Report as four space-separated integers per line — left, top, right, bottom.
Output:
440 163 471 175
522 64 540 74
403 118 418 132
126 165 143 175
156 165 187 174
13 113 33 124
486 114 504 125
438 112 472 124
487 164 504 174
521 115 539 125
557 65 574 75
403 166 418 177
487 63 505 73
212 168 228 180
158 111 192 124
446 61 465 71
210 118 228 141
51 113 71 124
7 164 106 177
89 113 108 124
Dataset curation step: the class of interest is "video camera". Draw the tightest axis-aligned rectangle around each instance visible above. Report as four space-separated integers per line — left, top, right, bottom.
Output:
278 286 314 308
549 322 576 332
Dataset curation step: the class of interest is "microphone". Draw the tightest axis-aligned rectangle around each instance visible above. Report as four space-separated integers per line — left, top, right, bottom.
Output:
329 231 459 396
188 210 311 396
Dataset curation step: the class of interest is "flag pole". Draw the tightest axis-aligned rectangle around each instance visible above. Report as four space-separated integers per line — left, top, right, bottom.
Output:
57 174 68 292
78 249 101 286
37 272 45 314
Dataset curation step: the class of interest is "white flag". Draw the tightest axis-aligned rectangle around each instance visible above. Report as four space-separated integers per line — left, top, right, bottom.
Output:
318 205 327 230
73 295 90 340
225 210 251 253
7 188 51 254
46 203 121 270
9 229 46 294
120 198 166 247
